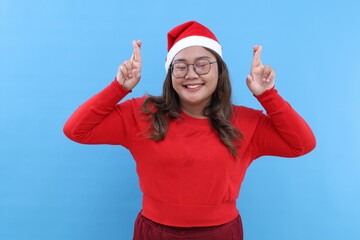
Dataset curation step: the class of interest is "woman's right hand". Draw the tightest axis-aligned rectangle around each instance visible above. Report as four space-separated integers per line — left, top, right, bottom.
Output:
116 40 142 91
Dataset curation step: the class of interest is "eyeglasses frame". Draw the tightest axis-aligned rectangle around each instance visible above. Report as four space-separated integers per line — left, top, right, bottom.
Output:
170 59 217 78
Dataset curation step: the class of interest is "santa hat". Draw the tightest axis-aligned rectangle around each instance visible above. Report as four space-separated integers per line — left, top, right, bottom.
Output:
165 21 222 72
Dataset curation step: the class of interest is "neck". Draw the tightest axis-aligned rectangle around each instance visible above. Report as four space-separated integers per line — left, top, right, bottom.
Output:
180 102 208 119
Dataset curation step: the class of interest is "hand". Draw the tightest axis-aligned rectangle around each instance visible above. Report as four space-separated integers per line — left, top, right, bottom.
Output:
116 40 142 91
246 46 275 96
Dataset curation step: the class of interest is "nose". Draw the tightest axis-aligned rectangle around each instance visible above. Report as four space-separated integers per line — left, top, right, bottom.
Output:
185 64 198 79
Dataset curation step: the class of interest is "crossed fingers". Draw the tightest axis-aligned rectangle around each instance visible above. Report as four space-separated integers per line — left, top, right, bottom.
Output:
251 45 275 82
119 40 142 80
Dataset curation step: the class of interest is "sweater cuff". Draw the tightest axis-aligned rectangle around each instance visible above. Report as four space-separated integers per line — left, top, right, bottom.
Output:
97 78 132 105
111 77 132 94
255 87 288 114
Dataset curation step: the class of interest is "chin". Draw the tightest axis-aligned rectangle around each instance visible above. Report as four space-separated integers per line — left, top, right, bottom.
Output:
181 96 210 106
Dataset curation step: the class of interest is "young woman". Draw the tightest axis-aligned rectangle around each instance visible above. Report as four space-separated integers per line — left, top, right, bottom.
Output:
63 21 316 240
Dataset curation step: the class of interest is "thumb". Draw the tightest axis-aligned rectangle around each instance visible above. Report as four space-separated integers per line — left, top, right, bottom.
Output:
246 75 254 86
246 74 256 92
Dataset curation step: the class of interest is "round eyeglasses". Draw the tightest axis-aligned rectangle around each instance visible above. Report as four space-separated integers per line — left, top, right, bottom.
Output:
171 59 217 78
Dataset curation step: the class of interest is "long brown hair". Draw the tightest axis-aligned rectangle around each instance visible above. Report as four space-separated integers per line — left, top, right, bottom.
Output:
142 48 243 156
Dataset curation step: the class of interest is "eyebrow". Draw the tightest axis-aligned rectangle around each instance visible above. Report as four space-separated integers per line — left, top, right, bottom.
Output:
173 56 211 63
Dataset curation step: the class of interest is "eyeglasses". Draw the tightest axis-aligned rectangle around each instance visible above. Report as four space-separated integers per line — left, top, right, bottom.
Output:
171 59 217 78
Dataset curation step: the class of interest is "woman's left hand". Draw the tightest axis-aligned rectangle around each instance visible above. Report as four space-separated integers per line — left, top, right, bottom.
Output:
246 46 275 96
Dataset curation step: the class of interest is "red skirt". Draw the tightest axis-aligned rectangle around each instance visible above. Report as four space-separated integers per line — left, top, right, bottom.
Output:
132 211 243 240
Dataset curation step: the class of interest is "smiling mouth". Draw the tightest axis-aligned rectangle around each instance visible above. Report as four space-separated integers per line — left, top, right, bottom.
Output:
183 84 205 89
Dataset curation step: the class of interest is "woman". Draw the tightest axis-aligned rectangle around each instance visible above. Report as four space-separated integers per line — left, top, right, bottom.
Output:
63 21 316 240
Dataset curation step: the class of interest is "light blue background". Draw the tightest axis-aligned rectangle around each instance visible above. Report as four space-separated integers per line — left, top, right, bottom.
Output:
1 0 359 239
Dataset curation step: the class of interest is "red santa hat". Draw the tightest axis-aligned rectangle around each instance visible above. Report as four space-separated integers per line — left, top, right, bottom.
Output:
165 21 223 72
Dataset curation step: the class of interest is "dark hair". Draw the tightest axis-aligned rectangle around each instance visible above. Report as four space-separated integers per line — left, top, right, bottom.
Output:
142 48 243 156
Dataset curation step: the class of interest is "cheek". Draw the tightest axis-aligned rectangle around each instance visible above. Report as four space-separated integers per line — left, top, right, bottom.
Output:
209 67 219 85
208 72 219 89
211 79 219 93
171 78 181 92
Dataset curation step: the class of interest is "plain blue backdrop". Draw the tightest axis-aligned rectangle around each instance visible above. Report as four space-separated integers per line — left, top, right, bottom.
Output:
1 0 359 239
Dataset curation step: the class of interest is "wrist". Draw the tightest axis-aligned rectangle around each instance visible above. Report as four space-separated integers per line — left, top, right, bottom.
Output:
113 78 132 93
253 86 275 97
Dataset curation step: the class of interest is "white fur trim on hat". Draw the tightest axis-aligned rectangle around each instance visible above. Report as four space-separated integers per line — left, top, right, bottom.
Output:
165 36 222 72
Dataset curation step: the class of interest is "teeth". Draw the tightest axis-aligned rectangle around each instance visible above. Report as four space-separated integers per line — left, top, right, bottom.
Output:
186 85 202 89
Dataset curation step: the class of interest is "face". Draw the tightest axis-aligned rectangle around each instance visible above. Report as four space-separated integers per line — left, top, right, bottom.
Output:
171 46 219 109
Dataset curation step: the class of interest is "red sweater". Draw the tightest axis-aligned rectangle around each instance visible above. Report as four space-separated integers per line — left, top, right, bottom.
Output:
63 79 316 227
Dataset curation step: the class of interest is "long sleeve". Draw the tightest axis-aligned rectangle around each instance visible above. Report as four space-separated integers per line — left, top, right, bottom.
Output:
63 79 139 148
251 88 316 159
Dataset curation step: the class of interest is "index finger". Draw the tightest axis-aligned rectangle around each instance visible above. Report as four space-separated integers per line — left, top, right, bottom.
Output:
131 40 142 62
252 45 263 67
